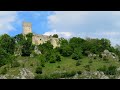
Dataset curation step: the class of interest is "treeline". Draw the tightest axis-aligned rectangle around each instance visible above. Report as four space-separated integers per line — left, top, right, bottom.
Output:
0 33 120 67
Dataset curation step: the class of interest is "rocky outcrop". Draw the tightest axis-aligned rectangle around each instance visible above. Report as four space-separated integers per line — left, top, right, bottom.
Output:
88 53 99 60
30 46 41 57
101 50 119 61
19 68 34 79
81 71 109 79
0 68 34 79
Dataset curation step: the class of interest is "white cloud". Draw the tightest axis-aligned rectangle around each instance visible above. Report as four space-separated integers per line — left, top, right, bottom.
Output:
43 29 73 39
0 11 18 34
46 11 120 46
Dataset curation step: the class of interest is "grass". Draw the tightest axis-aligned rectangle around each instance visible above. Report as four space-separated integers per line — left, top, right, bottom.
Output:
0 56 120 79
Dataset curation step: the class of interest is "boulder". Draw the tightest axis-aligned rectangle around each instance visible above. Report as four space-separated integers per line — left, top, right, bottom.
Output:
101 50 119 61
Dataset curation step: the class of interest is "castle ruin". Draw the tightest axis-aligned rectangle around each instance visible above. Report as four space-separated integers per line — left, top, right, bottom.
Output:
22 22 60 48
23 22 32 35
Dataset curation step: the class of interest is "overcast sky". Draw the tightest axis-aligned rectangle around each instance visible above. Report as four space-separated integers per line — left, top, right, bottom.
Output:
0 11 120 46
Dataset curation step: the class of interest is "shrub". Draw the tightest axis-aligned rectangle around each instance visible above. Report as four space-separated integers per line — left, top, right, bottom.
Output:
56 54 61 62
30 63 33 66
35 66 42 74
107 65 117 75
1 67 7 75
22 63 25 68
84 65 90 71
77 70 82 75
50 73 61 79
34 74 44 79
52 34 58 38
99 54 102 58
57 66 60 68
49 54 56 63
103 56 109 61
97 65 107 73
38 55 45 67
97 65 117 75
11 60 20 68
76 60 81 66
72 53 79 60
88 60 93 64
49 59 56 63
61 71 76 78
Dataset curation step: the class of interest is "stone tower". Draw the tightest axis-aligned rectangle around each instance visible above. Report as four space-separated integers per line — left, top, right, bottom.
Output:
22 22 32 35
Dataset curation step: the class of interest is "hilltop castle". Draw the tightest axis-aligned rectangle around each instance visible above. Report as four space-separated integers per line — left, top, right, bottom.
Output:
22 22 60 48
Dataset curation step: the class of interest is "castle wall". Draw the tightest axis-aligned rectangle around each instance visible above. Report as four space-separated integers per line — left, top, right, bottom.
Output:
32 34 60 48
22 22 60 48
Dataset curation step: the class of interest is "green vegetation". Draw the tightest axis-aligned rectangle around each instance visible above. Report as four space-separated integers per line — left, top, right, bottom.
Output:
1 33 120 79
35 66 42 74
52 34 58 38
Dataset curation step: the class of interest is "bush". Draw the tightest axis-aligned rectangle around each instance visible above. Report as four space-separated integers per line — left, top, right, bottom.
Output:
107 65 117 75
76 60 81 66
49 59 56 63
30 63 33 67
1 67 7 75
49 54 56 63
52 34 58 38
97 65 107 73
72 53 79 60
34 74 45 79
60 45 73 57
103 56 109 61
99 54 102 58
72 51 83 60
11 60 20 68
35 66 42 74
77 70 82 75
61 71 76 78
56 54 61 62
97 65 117 75
84 65 90 71
57 66 60 68
88 60 93 64
22 63 25 68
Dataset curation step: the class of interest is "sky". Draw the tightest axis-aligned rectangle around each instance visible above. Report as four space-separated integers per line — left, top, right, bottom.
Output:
0 11 120 46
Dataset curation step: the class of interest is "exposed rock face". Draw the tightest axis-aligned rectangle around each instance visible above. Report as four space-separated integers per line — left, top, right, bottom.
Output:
81 71 109 79
19 68 34 79
101 50 119 61
0 68 34 79
34 46 41 55
0 75 7 79
30 46 41 57
88 53 98 60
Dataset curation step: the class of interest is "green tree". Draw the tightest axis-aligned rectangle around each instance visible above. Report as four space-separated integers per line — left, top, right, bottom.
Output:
56 53 61 62
0 47 9 67
0 34 15 54
49 53 56 63
21 33 34 56
53 34 58 38
72 47 83 60
69 37 85 51
38 55 46 67
60 45 73 57
14 34 25 45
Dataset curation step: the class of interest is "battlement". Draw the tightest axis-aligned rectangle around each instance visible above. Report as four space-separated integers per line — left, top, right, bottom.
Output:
23 22 32 27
